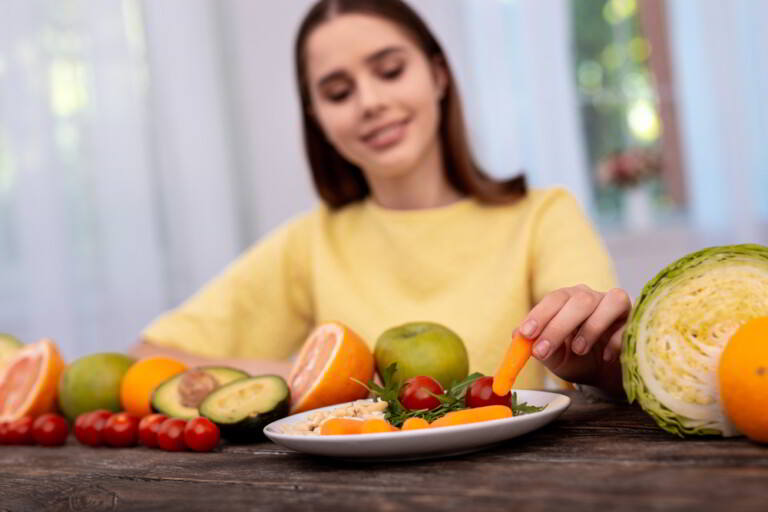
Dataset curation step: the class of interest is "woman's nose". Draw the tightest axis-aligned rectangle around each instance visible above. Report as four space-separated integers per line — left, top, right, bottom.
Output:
356 77 386 119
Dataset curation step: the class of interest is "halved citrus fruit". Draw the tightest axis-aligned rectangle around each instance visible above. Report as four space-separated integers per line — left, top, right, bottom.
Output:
120 356 187 417
0 333 23 372
0 338 65 422
288 322 374 414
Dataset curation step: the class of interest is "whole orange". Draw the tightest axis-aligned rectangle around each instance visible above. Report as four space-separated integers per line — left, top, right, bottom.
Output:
718 316 768 442
120 356 187 417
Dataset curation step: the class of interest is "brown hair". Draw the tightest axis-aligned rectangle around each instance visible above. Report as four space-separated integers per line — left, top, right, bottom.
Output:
295 0 526 208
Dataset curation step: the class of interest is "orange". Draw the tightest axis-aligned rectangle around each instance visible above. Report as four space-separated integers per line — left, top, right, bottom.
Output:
718 316 768 442
120 356 187 417
288 322 374 414
0 339 65 422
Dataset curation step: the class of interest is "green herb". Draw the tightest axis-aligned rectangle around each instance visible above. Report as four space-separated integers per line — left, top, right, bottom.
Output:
355 364 543 428
510 392 545 415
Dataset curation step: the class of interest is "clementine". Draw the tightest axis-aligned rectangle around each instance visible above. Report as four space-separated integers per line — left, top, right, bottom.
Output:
120 356 187 417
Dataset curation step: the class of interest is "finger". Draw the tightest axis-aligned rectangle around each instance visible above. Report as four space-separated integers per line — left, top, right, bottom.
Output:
603 323 626 364
533 290 601 360
519 289 571 340
572 288 631 355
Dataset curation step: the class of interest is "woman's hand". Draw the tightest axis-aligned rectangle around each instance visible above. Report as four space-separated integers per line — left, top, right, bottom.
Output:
519 285 632 396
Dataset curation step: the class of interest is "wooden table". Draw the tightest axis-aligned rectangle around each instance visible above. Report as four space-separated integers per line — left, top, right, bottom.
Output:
1 391 766 511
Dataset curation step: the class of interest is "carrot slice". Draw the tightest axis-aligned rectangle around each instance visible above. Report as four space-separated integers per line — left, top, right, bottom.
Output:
492 333 534 396
320 418 364 435
429 405 512 428
401 417 430 431
361 418 399 433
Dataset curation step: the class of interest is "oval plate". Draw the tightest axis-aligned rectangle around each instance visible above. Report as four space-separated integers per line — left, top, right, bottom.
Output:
263 390 570 460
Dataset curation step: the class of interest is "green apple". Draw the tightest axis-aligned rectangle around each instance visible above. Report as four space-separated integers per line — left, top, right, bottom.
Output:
374 322 469 389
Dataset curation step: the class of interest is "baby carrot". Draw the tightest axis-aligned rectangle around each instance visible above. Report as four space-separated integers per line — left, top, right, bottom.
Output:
492 333 534 396
320 418 364 435
429 405 512 428
401 417 430 431
361 419 399 433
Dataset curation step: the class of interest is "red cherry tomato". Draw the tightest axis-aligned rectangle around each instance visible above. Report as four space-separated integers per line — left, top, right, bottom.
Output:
157 418 187 451
0 422 10 444
465 376 511 408
399 376 445 411
5 416 35 445
74 410 113 447
103 412 140 447
138 413 168 448
32 413 70 446
183 418 220 452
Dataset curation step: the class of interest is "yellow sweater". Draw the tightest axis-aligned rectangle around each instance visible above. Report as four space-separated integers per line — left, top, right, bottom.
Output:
142 188 617 389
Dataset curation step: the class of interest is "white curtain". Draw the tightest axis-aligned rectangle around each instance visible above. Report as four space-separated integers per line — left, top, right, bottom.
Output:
666 0 768 239
458 0 591 206
0 0 245 358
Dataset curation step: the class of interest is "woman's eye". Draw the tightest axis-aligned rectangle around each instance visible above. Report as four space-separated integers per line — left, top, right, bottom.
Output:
379 65 404 80
327 89 351 102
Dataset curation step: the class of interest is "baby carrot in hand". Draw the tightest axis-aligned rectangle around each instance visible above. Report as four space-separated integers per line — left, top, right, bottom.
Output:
492 333 534 396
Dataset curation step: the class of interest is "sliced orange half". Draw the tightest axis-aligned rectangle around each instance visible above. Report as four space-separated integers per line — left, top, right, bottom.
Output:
0 338 65 422
288 322 374 414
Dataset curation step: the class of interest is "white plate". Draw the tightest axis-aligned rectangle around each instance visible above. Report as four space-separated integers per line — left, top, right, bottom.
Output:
263 390 570 460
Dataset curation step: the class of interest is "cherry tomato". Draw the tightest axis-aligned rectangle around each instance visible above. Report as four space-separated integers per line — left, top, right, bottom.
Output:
138 413 168 448
32 413 70 446
183 418 220 452
465 376 511 408
5 416 35 445
0 422 10 444
399 376 445 411
74 410 113 447
103 412 140 447
157 418 187 451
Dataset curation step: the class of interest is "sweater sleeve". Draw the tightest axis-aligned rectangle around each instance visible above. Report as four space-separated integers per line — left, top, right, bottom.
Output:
529 189 618 304
141 212 315 360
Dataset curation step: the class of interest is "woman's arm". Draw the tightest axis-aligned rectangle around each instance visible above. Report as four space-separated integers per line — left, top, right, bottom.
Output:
131 341 295 380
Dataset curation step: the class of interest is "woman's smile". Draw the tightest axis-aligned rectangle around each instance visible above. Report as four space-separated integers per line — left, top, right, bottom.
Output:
360 117 411 151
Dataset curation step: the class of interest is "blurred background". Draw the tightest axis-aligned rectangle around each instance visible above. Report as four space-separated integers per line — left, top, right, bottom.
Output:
1 0 766 359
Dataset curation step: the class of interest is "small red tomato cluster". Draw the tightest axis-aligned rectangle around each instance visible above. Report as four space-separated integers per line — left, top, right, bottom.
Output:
74 411 220 452
398 375 512 411
0 414 70 446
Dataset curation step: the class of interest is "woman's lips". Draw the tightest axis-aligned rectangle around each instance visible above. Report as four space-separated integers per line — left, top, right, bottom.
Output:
361 119 410 150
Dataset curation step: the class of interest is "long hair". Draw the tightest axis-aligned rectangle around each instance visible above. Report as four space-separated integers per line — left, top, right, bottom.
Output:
295 0 526 208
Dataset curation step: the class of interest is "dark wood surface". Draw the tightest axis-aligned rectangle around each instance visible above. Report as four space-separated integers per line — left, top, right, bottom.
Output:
1 391 766 512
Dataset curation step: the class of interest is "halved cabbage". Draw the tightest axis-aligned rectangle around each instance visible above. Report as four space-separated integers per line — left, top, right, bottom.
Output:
621 244 768 437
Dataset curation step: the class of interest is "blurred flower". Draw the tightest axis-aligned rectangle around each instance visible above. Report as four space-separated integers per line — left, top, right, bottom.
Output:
597 147 661 188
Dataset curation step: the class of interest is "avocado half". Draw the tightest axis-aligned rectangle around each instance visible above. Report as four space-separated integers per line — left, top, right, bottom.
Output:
199 375 290 443
151 366 249 420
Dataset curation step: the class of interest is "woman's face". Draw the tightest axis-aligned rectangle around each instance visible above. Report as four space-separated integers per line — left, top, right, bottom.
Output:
305 14 446 179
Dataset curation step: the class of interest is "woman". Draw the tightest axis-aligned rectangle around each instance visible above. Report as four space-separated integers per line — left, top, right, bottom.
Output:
136 0 630 398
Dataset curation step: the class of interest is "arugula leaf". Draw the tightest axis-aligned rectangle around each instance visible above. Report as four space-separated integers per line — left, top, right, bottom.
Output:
510 392 545 415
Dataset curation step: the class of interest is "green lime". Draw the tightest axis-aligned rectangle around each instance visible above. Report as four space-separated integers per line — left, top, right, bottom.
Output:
57 353 136 421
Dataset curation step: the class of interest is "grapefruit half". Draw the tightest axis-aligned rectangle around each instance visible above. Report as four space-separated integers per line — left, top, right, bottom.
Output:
0 339 65 422
288 322 374 414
